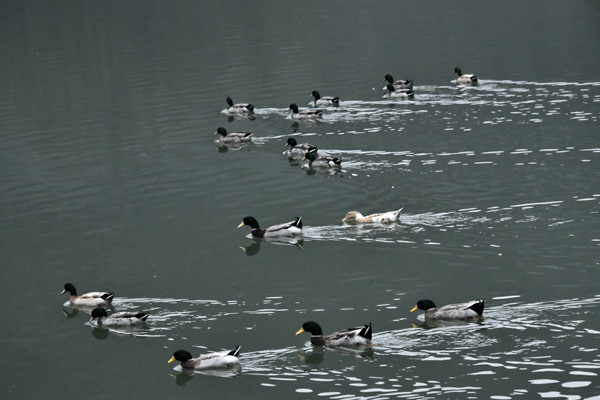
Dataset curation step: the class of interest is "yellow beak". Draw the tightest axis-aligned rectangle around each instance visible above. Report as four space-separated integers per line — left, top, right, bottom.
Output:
295 327 305 335
168 356 176 364
214 131 219 135
237 221 245 228
410 305 419 312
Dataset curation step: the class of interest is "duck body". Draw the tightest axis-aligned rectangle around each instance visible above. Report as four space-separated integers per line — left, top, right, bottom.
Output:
296 321 372 347
386 84 414 99
226 96 254 113
215 127 253 143
168 347 241 370
411 299 485 320
90 307 149 326
238 216 302 238
290 103 323 120
311 90 340 106
454 67 478 84
61 283 114 307
342 208 403 224
383 74 414 90
302 152 342 169
286 137 318 156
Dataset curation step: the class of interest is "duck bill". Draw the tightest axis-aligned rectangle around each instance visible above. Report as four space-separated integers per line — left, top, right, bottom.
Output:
410 305 419 312
214 131 219 135
295 327 305 335
61 289 66 295
237 222 245 228
168 356 176 364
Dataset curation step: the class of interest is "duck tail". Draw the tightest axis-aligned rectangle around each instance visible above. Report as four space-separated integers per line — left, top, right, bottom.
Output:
139 312 150 321
104 292 115 302
294 217 303 229
228 346 241 357
469 299 485 316
360 322 372 340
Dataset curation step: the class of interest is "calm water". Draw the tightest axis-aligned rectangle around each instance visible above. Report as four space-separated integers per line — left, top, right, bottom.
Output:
1 1 599 399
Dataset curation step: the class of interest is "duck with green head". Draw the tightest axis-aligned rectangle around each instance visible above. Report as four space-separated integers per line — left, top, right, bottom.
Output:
289 103 323 120
214 127 253 143
168 347 241 370
61 283 114 307
296 321 372 347
453 67 478 84
226 96 254 113
90 307 149 326
410 299 485 319
302 152 342 169
311 90 340 106
286 137 318 156
238 216 302 238
383 74 413 90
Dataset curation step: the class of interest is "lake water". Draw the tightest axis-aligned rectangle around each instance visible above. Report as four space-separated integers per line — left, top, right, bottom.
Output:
1 1 599 399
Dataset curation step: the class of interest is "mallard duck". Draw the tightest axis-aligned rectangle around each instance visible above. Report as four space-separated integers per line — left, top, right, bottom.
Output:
286 137 318 156
226 96 254 113
410 299 485 319
383 74 414 90
238 216 302 238
342 208 403 224
61 283 114 307
386 84 414 99
311 90 340 106
296 321 372 347
453 67 478 84
214 127 253 143
302 152 342 169
289 103 323 120
168 347 241 370
90 307 149 326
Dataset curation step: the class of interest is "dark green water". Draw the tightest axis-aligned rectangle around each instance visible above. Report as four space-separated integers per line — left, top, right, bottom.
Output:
1 1 599 399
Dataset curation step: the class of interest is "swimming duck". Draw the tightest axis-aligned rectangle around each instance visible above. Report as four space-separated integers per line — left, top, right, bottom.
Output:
286 137 318 156
226 96 254 113
386 84 414 99
302 152 342 169
383 74 414 90
90 307 149 326
238 216 302 238
410 299 485 319
61 283 114 307
168 347 241 370
453 67 478 84
342 208 403 224
289 103 323 120
296 321 372 347
214 127 253 143
311 90 340 106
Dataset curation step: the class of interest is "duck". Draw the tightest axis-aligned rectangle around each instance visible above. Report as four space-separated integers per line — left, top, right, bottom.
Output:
453 67 478 84
286 137 318 156
168 347 241 370
386 84 414 99
61 283 114 307
302 152 342 169
238 216 302 238
311 90 340 106
214 127 253 143
90 307 149 326
289 103 323 120
342 208 403 224
296 321 372 347
410 299 485 319
383 74 414 90
226 96 254 113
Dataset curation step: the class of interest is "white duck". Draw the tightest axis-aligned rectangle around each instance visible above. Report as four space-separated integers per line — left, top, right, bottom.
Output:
342 208 403 224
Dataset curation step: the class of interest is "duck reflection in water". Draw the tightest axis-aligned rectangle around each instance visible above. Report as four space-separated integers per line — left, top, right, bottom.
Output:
298 345 375 366
239 236 304 256
411 318 485 330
